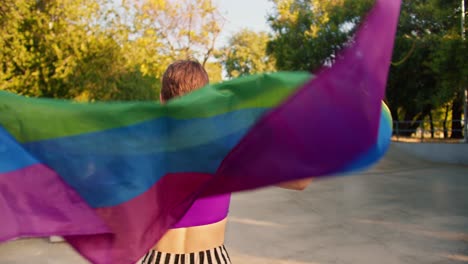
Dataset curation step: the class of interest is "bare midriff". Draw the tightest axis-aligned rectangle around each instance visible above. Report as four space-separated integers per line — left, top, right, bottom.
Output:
153 218 227 253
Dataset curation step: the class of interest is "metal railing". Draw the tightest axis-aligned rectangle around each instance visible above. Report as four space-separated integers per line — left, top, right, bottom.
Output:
393 119 467 143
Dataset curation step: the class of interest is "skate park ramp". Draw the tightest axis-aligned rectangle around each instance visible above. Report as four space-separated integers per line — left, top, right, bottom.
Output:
0 144 467 264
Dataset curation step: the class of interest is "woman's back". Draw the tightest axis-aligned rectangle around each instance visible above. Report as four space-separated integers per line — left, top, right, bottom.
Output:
142 194 231 263
154 193 231 253
154 218 228 253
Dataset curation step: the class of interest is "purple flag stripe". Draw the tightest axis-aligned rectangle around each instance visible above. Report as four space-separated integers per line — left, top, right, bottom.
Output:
0 164 110 241
202 0 402 196
66 172 212 264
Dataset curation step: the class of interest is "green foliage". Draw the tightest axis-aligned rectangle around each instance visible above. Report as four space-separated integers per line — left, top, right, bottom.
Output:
132 0 224 67
266 0 373 71
219 29 275 78
0 0 224 101
266 0 467 138
386 0 467 137
204 62 223 83
432 37 468 97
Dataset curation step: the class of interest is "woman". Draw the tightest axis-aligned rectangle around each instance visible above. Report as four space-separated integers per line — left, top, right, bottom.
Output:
139 60 312 264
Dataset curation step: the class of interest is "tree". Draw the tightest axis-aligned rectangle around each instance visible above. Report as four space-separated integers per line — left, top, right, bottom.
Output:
266 0 373 71
430 36 468 138
0 0 95 98
0 0 166 101
219 29 275 78
0 0 226 101
66 33 160 101
386 0 467 138
133 0 224 67
266 0 467 139
386 36 441 136
204 62 223 83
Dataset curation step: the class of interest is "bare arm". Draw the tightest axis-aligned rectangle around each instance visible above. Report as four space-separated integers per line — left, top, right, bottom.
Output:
277 178 313 191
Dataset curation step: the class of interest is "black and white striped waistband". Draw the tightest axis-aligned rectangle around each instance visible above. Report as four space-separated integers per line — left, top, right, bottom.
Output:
139 245 232 264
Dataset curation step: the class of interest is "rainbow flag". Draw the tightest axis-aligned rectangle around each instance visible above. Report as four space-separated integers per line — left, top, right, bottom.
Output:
0 0 401 263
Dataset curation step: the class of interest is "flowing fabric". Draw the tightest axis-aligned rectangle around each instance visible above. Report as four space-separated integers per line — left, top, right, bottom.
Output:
0 0 401 263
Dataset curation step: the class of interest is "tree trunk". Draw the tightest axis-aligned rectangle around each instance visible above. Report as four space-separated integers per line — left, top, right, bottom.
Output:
389 105 399 136
418 104 432 140
443 104 449 139
451 94 463 139
429 110 434 138
399 112 421 137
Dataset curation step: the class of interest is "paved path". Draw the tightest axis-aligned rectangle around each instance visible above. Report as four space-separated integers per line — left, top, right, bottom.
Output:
1 145 467 264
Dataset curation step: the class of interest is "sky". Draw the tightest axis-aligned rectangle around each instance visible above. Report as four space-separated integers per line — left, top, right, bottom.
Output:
214 0 274 48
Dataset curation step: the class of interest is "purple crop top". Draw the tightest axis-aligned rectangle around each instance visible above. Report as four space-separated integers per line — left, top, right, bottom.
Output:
172 193 231 228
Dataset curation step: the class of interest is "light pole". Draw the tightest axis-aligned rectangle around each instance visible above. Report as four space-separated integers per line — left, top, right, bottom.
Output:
462 0 467 143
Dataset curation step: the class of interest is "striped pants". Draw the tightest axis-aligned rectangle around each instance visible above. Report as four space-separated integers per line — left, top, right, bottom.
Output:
139 245 232 264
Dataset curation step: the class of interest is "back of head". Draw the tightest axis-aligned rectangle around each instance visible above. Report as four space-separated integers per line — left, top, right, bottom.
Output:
161 60 209 101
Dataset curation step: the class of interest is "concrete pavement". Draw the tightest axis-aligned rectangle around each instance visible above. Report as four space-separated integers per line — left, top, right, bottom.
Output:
1 145 467 263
